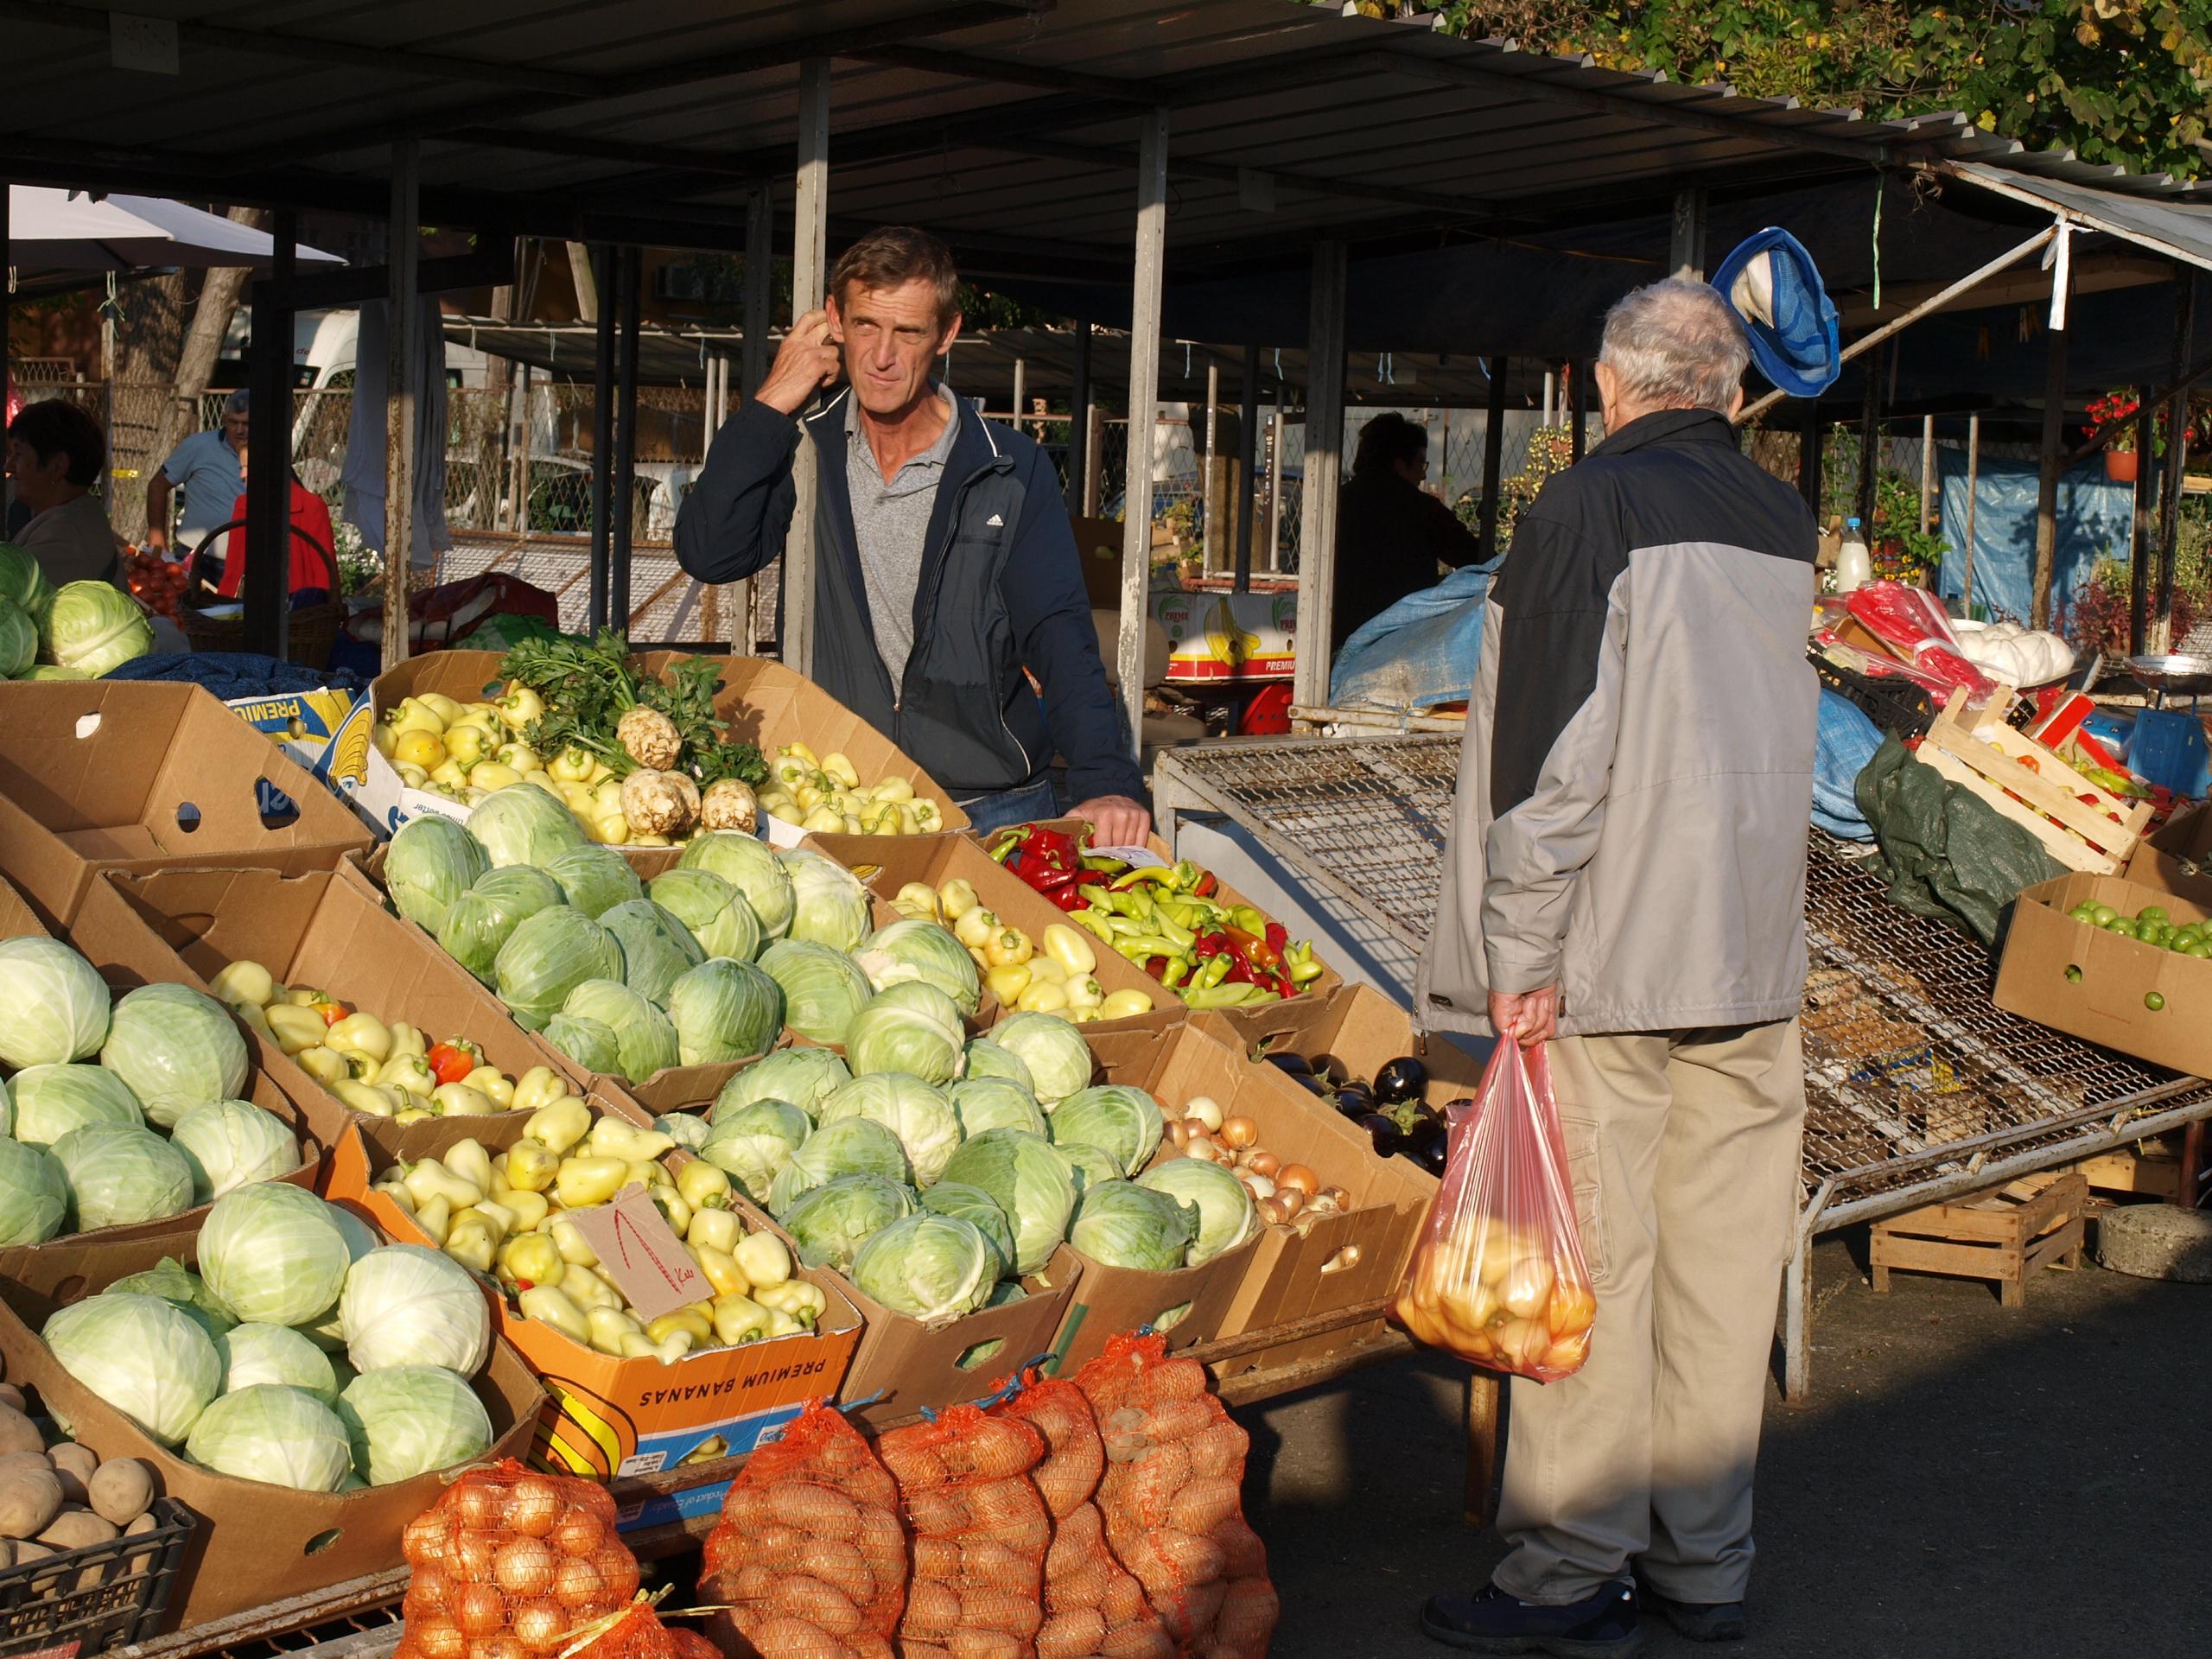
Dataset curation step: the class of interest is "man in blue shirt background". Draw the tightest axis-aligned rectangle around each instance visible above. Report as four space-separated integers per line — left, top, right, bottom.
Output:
147 389 248 561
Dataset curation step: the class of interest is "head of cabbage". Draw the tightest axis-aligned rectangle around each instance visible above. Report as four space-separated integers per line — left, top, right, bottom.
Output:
465 783 588 869
652 1111 712 1150
598 899 705 1005
918 1180 1017 1281
107 1257 237 1344
219 1322 341 1402
41 579 152 676
1069 1179 1199 1272
53 1124 194 1232
649 868 763 963
818 1071 963 1188
100 982 249 1128
948 1077 1046 1141
767 1114 912 1215
561 979 679 1085
0 540 55 628
170 1098 302 1203
384 816 490 935
8 1063 142 1146
1135 1159 1258 1265
1046 1084 1165 1179
44 1292 222 1445
699 1098 812 1203
0 596 35 679
340 1245 492 1376
200 1183 356 1326
1054 1140 1122 1197
495 906 623 1031
778 847 874 953
337 1365 493 1485
666 958 783 1066
843 983 966 1087
962 1038 1034 1095
438 865 566 983
714 1047 850 1122
852 919 983 1017
850 1212 995 1324
938 1129 1077 1276
543 843 645 919
990 1013 1096 1105
0 1137 67 1246
186 1383 353 1491
678 833 795 938
0 938 110 1069
542 1011 621 1077
757 940 873 1046
779 1173 918 1272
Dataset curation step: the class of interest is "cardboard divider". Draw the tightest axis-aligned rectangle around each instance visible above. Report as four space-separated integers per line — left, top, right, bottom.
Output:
0 1168 543 1632
0 682 371 929
1993 872 2212 1075
2125 802 2212 909
67 867 620 1164
323 1122 863 1532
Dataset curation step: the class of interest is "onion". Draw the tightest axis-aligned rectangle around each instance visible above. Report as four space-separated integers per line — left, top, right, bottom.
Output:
474 1637 529 1659
1185 1096 1224 1131
413 1617 467 1659
453 1529 501 1583
1181 1138 1220 1165
411 1566 453 1613
592 1543 640 1605
495 1538 559 1599
1240 1172 1275 1201
1318 1185 1352 1208
1275 1163 1318 1197
1255 1195 1290 1226
1322 1243 1363 1274
511 1600 567 1655
454 1584 506 1640
1247 1149 1281 1179
550 1512 606 1559
506 1476 563 1538
1274 1187 1305 1220
404 1515 454 1567
1221 1114 1258 1149
553 1554 605 1611
1166 1119 1190 1150
455 1483 504 1530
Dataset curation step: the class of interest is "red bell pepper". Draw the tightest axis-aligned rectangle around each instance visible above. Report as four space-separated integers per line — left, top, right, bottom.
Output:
427 1040 479 1086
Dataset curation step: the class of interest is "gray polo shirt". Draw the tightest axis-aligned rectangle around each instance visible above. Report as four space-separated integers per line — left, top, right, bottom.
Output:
847 385 960 692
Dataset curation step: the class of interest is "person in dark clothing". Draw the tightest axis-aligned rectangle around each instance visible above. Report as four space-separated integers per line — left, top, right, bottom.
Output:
1331 411 1485 652
673 226 1148 842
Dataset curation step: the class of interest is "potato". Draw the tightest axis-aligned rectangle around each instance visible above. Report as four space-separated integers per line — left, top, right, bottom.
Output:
0 1384 24 1414
0 1469 62 1540
39 1510 119 1551
122 1510 158 1577
0 1540 12 1569
0 1451 49 1475
48 1446 94 1507
0 1408 43 1458
88 1460 156 1528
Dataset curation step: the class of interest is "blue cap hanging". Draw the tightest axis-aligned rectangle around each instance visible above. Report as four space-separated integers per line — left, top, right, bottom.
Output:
1711 227 1840 398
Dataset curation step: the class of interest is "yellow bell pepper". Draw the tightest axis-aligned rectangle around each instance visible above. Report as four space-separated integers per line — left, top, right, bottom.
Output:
294 1045 361 1087
376 1053 436 1097
371 1174 415 1213
499 1190 550 1232
755 1280 826 1328
395 1106 436 1124
983 926 1034 969
461 1198 518 1242
443 1219 499 1274
323 1011 393 1064
550 1216 599 1267
387 1022 429 1060
560 1262 622 1311
210 959 275 1008
231 1001 277 1045
764 1309 804 1338
646 1307 713 1347
872 775 913 804
984 963 1032 1005
820 752 861 789
952 906 1000 950
434 1082 498 1116
936 877 978 920
411 1193 453 1246
466 1066 514 1108
711 1294 772 1345
686 1207 740 1255
516 1282 589 1343
587 1118 674 1162
513 1066 569 1119
677 1160 731 1213
1065 975 1104 1010
647 1187 691 1238
499 1232 565 1288
1022 955 1065 987
526 1093 592 1154
690 1244 751 1300
912 800 943 832
586 1306 640 1356
504 1141 560 1193
265 1004 329 1056
402 1158 482 1211
628 1159 671 1193
385 696 445 738
1016 980 1069 1014
1041 924 1097 976
736 1232 792 1291
441 724 490 768
1098 988 1156 1020
443 1138 495 1196
556 1155 630 1209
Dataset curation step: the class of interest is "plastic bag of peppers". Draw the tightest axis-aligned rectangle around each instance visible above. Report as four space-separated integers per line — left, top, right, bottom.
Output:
989 823 1325 1008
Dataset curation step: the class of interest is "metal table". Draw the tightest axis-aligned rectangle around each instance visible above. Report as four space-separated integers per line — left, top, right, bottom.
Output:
1151 734 2212 1399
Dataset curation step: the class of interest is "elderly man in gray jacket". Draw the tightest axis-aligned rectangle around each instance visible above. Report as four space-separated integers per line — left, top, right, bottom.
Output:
1417 279 1818 1657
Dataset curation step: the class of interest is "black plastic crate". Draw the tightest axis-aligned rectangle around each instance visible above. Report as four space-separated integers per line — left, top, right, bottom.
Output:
1814 653 1940 737
0 1497 195 1657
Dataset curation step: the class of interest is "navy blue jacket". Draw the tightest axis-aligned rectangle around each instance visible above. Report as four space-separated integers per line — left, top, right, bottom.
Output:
674 390 1143 804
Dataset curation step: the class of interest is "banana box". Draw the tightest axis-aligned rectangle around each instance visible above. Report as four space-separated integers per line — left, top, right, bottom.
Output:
1152 588 1296 683
222 686 373 795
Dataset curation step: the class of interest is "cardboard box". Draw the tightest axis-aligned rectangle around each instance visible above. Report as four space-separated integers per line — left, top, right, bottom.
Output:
1201 981 1486 1114
324 1128 863 1532
221 684 372 806
67 867 602 1164
2125 802 2212 910
1993 872 2212 1075
0 682 372 930
0 1196 543 1631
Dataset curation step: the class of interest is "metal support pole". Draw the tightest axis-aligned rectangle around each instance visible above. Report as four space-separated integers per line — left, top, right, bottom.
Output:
244 209 297 661
2131 398 2157 656
1477 356 1507 559
382 141 420 671
588 243 614 633
1292 240 1348 715
1670 187 1707 280
726 188 775 655
2154 268 2196 652
1067 319 1091 512
1202 360 1220 574
512 363 532 535
1961 414 1980 617
1919 414 1935 533
612 245 641 634
1266 398 1285 574
1118 106 1171 767
1234 341 1260 594
1011 357 1027 437
1541 370 1554 429
1797 398 1821 516
1569 359 1587 461
1855 341 1881 534
1084 402 1103 518
2031 317 2071 631
785 57 830 677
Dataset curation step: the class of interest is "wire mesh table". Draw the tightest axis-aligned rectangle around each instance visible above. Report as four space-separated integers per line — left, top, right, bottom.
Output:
1153 735 2212 1395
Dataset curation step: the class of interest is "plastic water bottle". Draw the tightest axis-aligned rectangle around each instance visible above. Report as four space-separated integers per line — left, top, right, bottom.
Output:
1834 516 1872 593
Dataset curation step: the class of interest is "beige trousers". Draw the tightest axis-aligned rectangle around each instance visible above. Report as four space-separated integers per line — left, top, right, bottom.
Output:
1491 1020 1805 1607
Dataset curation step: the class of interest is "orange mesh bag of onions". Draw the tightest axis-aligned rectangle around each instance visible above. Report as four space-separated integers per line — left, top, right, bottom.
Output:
1071 1336 1278 1659
698 1400 905 1659
394 1460 644 1659
996 1376 1172 1659
876 1402 1052 1659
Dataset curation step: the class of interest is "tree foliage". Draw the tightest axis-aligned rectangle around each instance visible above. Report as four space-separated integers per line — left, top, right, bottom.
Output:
1344 3 2212 178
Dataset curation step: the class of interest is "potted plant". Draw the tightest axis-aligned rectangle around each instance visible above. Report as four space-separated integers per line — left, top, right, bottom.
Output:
2088 390 2142 482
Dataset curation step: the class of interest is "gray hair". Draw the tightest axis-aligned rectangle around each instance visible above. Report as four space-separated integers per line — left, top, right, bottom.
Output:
223 388 251 416
1598 279 1749 413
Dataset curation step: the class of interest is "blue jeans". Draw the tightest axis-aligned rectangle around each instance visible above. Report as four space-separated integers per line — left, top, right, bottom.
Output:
957 777 1062 836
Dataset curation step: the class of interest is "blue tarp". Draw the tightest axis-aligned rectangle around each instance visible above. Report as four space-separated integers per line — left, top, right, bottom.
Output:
1936 449 2132 624
103 652 367 698
1814 690 1883 839
1327 558 1501 712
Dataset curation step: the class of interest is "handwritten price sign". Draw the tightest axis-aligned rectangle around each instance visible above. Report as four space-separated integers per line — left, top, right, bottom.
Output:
568 1185 711 1322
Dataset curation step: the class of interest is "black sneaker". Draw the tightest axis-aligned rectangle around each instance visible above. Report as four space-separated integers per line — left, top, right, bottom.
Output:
1638 1586 1746 1643
1420 1580 1643 1656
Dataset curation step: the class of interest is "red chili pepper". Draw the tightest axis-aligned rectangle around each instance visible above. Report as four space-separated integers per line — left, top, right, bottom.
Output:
315 1000 353 1027
1222 958 1254 986
1047 883 1090 911
1142 956 1169 981
1192 871 1218 899
427 1042 477 1086
1265 921 1288 954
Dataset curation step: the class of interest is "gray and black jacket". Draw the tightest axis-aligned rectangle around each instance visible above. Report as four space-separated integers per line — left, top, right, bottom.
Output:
674 389 1143 804
1417 409 1818 1039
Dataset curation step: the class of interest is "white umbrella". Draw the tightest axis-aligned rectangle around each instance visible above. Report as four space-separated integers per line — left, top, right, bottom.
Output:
6 186 340 277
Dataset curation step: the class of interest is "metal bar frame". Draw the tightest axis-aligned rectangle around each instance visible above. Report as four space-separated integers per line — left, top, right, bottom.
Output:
588 242 615 632
244 207 296 661
1292 240 1348 715
1066 318 1091 513
380 142 419 671
1118 107 1170 761
1235 340 1261 593
611 245 642 630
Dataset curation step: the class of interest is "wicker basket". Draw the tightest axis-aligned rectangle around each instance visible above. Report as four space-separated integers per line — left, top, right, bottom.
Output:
177 516 344 669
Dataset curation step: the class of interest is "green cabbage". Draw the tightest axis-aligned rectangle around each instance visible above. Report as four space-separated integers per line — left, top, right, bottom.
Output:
542 1011 621 1077
0 938 110 1067
757 939 873 1046
919 1180 1016 1280
962 1039 1035 1095
494 906 623 1031
219 1323 341 1402
0 541 55 628
99 983 248 1128
9 1063 142 1144
598 899 704 1005
938 1129 1077 1276
948 1078 1046 1141
337 1365 493 1485
1069 1179 1199 1271
41 579 152 676
186 1384 353 1491
1047 1084 1165 1179
170 1098 302 1203
543 844 644 919
678 833 795 938
851 1213 995 1323
16 665 87 681
44 1293 222 1445
652 1111 711 1150
854 919 982 1016
779 847 874 953
561 979 679 1085
767 1115 912 1214
779 1173 917 1272
107 1257 237 1344
990 1013 1096 1104
1136 1159 1258 1265
200 1183 356 1325
0 597 34 678
843 984 966 1087
52 1124 194 1230
665 958 783 1065
340 1245 491 1375
384 816 490 935
699 1099 812 1203
714 1048 851 1122
438 865 565 982
0 1137 67 1245
1055 1141 1122 1196
465 783 588 869
648 868 763 963
818 1072 963 1187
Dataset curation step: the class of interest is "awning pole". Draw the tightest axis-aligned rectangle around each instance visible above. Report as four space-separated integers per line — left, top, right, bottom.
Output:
588 243 614 633
1855 340 1882 531
1265 398 1284 574
1670 187 1707 280
245 209 297 661
785 57 830 678
731 186 773 656
1066 318 1091 513
1011 356 1027 437
382 141 420 671
1918 414 1935 537
1477 355 1506 559
1961 414 1980 616
1291 239 1347 715
1234 340 1260 594
2130 396 2156 656
612 245 641 633
1118 106 1171 768
1202 359 1220 574
2031 292 2072 631
1797 397 1821 516
2153 267 2196 652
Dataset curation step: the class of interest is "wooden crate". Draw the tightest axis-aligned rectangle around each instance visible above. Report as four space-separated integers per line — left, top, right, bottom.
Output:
1913 687 2151 874
2066 1139 2184 1203
1870 1170 2088 1307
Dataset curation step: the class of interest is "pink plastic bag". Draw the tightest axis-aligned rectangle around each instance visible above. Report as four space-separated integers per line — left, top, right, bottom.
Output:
1393 1041 1598 1381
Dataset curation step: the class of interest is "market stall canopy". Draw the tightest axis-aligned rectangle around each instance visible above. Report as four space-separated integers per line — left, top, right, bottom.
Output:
5 185 341 276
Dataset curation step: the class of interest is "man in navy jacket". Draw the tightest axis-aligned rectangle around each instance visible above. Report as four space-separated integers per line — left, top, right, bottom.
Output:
675 226 1149 842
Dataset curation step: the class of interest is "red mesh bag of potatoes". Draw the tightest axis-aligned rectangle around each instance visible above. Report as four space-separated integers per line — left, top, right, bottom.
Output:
394 1460 643 1659
1072 1336 1278 1659
877 1403 1052 1659
997 1378 1172 1659
699 1400 905 1659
